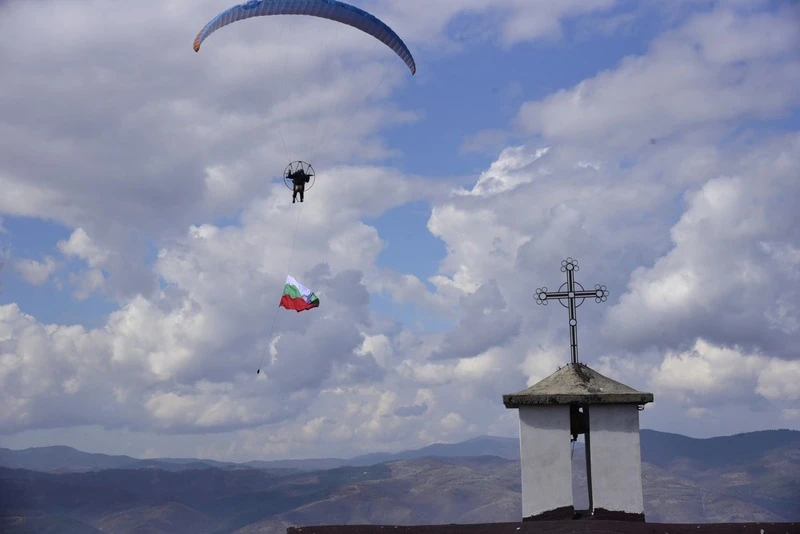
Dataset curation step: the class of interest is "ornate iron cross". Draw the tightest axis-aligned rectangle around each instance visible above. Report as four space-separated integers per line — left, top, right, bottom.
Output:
534 257 609 365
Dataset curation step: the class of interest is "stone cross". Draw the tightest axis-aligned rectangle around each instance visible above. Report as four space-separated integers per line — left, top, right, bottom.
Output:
534 257 609 365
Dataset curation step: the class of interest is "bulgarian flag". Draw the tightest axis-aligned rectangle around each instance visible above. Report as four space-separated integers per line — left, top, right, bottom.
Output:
279 275 320 312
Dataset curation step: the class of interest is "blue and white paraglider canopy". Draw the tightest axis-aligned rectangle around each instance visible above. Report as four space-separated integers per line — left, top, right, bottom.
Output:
193 0 416 75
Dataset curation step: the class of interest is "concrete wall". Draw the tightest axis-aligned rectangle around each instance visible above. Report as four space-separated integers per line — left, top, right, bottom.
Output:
518 405 573 518
587 404 644 515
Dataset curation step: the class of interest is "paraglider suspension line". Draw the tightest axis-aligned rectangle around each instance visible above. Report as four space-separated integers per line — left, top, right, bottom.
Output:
308 58 393 164
257 200 304 375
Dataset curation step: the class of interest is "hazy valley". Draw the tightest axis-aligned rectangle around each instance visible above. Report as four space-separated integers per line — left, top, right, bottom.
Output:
1 429 798 533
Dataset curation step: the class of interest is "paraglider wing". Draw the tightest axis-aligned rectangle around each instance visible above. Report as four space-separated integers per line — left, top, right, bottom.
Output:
193 0 416 75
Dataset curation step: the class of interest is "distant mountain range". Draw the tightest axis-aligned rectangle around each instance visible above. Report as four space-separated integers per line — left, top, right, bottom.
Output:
0 434 524 473
1 429 798 533
3 429 798 473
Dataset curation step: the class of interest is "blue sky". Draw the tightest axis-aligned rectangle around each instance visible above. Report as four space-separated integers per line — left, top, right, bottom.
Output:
1 0 799 461
0 5 652 328
0 0 701 330
1 218 114 326
4 18 636 329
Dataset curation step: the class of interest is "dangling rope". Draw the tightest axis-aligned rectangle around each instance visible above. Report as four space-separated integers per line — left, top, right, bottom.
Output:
256 199 305 374
254 20 402 376
255 18 310 375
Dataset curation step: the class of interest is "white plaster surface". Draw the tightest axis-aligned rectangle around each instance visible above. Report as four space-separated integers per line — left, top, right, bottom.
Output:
518 405 573 517
587 404 644 514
